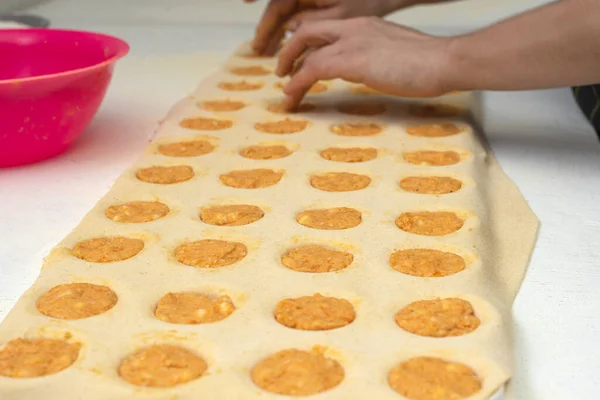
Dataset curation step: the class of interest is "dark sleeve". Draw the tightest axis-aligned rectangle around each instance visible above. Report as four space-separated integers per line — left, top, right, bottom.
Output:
572 84 600 136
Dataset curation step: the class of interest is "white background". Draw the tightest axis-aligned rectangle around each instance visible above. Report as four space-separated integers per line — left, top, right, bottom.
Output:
1 1 599 399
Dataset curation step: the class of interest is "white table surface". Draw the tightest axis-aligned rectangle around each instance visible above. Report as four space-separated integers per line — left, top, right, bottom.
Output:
1 1 600 399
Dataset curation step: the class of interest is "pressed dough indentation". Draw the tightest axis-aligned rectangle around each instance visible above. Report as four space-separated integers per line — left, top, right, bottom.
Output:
199 99 247 112
388 356 482 400
310 172 371 192
251 349 344 396
406 123 464 137
389 249 466 277
72 237 144 263
395 212 464 236
220 169 283 189
119 345 207 387
179 117 233 131
200 204 264 226
296 207 362 230
136 165 194 184
158 140 215 157
331 122 383 137
230 65 272 76
240 145 293 160
36 283 117 320
395 298 480 337
255 118 309 134
218 80 264 91
281 244 354 273
267 102 315 114
155 293 235 324
282 245 353 273
0 338 81 378
274 293 355 330
106 201 170 223
399 177 462 195
174 239 247 268
403 151 461 166
320 147 377 163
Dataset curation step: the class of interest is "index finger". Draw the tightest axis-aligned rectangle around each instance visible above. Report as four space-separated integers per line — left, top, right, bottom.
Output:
282 43 345 110
253 0 298 55
276 20 344 76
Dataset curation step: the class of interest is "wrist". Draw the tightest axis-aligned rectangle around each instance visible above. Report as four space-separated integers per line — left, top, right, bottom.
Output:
438 35 472 93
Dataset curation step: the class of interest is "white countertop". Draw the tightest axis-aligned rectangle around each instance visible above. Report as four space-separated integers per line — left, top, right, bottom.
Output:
1 1 600 399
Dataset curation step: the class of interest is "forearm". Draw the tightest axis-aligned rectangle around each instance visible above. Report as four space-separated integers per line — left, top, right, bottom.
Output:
390 0 460 14
444 0 600 91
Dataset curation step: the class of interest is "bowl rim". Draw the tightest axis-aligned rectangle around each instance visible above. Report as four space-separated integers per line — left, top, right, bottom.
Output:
0 27 130 85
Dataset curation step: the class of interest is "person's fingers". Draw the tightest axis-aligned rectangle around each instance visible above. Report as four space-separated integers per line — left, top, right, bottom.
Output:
263 27 286 56
253 0 297 54
276 20 345 76
287 5 343 31
282 44 345 110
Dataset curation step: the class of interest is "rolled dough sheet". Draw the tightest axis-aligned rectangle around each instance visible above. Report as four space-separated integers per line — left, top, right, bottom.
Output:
0 42 538 400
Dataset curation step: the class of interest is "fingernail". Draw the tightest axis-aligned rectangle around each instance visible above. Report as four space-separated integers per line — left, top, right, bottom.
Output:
251 40 263 53
283 95 294 110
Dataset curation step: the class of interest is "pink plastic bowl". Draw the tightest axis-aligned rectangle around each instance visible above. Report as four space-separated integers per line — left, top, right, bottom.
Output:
0 28 129 167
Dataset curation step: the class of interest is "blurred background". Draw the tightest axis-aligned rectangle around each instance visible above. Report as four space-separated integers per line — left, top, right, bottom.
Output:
2 0 553 29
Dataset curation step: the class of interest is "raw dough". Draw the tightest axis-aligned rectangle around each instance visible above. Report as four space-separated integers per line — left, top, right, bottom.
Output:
399 177 462 195
36 283 117 320
251 349 344 396
174 239 247 268
282 245 353 273
331 122 383 136
389 249 466 277
220 169 283 189
240 145 292 160
337 103 386 116
199 99 247 112
274 293 355 330
408 103 464 118
254 118 309 134
105 201 170 223
310 172 371 192
274 81 328 94
200 204 264 226
118 345 207 387
395 212 464 236
0 43 541 400
388 356 481 400
72 237 144 263
218 80 264 91
406 123 464 137
0 338 81 378
179 117 233 131
267 102 315 114
158 140 215 157
320 147 377 163
155 293 235 324
395 298 480 337
230 66 271 76
136 165 194 184
296 207 362 230
403 151 461 166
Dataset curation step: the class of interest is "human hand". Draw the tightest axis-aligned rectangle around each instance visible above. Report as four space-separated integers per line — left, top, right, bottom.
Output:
276 17 454 110
244 0 411 55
